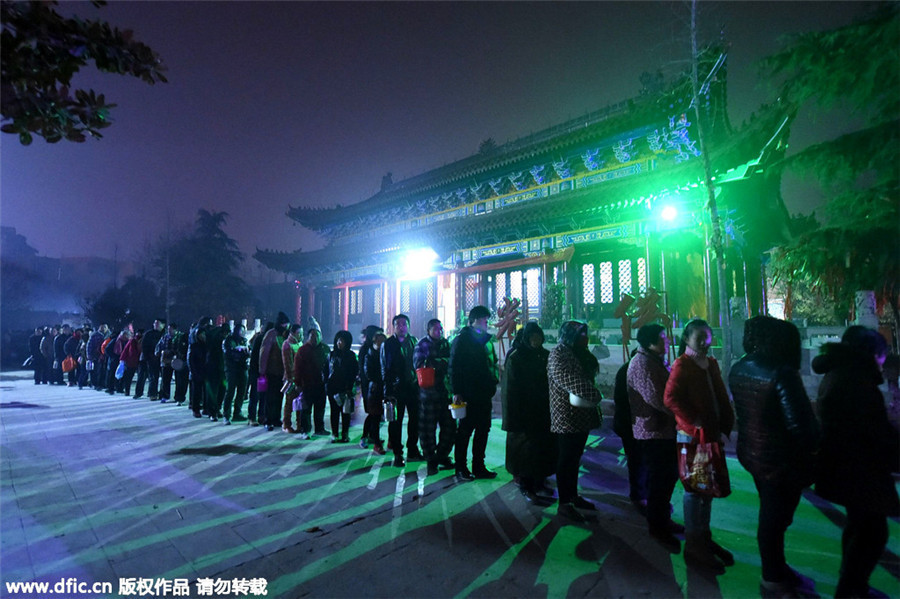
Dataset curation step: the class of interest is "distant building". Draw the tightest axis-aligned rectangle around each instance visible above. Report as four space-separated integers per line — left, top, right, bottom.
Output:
255 50 793 342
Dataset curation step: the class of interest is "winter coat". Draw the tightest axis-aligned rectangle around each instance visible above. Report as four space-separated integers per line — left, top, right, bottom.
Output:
729 353 820 485
29 333 42 359
414 334 451 401
627 348 675 440
63 334 80 359
363 345 384 403
448 326 498 404
663 353 734 441
121 337 141 369
40 334 54 360
327 348 359 397
259 328 286 379
293 343 327 395
187 327 207 379
54 333 70 362
281 338 301 383
381 334 418 400
813 342 899 516
501 342 550 435
87 331 107 362
141 328 163 362
224 333 250 372
111 332 129 357
204 325 227 374
547 343 602 434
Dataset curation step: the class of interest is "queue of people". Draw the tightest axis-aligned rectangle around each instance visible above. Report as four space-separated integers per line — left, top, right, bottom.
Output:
26 311 898 597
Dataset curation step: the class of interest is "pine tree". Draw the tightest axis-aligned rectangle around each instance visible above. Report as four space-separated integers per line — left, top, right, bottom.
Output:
763 4 899 327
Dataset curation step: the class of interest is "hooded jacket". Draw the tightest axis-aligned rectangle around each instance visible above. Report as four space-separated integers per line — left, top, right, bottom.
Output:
812 342 899 515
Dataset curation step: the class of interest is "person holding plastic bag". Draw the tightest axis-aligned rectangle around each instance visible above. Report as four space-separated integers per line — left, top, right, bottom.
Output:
664 319 734 572
327 330 358 443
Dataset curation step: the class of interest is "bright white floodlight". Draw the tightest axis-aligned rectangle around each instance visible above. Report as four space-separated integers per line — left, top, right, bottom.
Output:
402 247 439 280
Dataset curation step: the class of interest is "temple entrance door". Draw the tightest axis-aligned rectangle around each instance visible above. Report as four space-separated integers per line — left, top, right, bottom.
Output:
399 278 438 339
313 286 338 342
347 284 382 339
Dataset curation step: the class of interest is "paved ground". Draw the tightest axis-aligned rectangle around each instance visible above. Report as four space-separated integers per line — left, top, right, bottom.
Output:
1 371 898 599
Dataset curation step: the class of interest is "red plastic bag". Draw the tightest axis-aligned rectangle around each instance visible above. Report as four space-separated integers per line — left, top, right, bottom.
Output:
678 429 731 498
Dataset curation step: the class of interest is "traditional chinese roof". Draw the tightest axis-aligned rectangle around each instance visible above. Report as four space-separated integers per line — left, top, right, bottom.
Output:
256 48 793 277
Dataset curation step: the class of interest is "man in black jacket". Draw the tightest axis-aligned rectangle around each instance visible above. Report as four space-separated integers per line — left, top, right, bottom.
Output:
449 305 499 482
135 319 165 399
381 314 422 467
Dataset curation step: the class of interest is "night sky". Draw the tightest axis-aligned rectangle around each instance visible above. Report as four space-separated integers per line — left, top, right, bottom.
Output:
1 1 877 275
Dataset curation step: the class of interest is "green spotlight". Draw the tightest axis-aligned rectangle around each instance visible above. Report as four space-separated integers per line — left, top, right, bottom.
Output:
661 205 678 221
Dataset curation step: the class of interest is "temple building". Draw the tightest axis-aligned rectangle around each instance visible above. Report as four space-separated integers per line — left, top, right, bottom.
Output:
255 49 793 343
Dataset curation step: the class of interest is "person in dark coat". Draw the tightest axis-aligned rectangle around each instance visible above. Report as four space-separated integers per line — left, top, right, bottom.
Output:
813 326 898 599
450 306 499 481
28 327 44 385
54 324 71 385
293 327 328 440
327 330 358 443
358 325 383 450
547 320 602 521
134 319 165 399
502 322 556 505
187 318 212 418
382 314 422 467
246 322 273 425
613 346 645 513
363 329 387 455
223 322 250 423
729 316 820 597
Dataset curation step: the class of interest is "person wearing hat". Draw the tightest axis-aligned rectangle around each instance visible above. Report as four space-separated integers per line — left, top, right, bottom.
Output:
449 305 499 482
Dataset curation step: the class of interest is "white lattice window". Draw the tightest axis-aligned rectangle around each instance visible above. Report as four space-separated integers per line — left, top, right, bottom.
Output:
335 291 343 321
618 259 632 296
374 286 382 315
526 268 541 309
495 272 507 301
637 258 647 294
510 270 522 302
465 275 479 312
465 275 480 310
425 280 435 311
600 262 614 304
582 264 595 305
401 283 411 313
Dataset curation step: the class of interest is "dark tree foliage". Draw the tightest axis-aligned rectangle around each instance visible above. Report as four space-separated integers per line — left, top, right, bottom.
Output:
762 4 899 323
1 0 166 144
83 275 164 331
163 210 257 325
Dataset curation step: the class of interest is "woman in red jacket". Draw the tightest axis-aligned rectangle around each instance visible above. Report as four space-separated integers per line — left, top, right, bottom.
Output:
664 319 734 572
120 329 143 397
